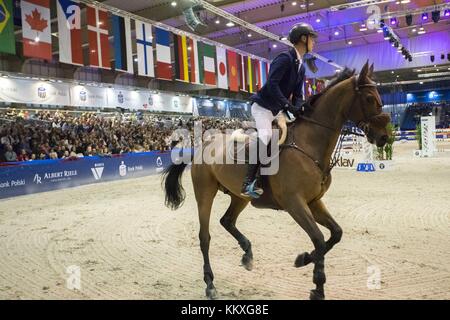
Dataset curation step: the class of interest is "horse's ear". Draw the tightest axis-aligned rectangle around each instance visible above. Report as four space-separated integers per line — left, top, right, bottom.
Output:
358 61 369 84
368 63 374 78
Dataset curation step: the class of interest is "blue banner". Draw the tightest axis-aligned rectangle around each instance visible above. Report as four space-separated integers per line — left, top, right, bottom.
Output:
406 90 450 103
0 151 175 199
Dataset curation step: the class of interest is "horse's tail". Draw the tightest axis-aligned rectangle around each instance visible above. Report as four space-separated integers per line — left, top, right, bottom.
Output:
162 161 188 210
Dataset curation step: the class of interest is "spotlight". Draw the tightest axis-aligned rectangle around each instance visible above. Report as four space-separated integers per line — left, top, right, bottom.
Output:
394 41 399 48
405 14 412 26
383 29 390 39
430 55 435 63
422 13 428 21
441 53 445 60
347 40 352 45
432 11 440 23
379 19 385 28
390 17 397 25
445 10 450 17
408 56 412 62
334 30 340 36
171 1 177 7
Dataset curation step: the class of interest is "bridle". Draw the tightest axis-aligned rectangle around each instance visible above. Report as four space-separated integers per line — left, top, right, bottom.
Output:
298 75 380 134
281 75 381 180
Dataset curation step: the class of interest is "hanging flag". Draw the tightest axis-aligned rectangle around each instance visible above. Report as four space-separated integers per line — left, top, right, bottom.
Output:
21 0 51 60
57 0 82 66
202 42 216 86
0 0 15 54
254 59 261 91
216 46 228 89
13 0 20 26
189 38 200 84
260 60 268 87
135 20 154 78
227 50 239 92
112 15 133 73
155 27 172 80
173 34 189 82
87 5 110 69
247 56 254 93
238 53 247 92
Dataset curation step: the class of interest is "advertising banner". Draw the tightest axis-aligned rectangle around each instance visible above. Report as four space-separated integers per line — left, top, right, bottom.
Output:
0 151 178 199
0 77 70 106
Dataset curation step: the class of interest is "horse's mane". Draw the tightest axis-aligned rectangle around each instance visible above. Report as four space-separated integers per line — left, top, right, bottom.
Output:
306 67 356 110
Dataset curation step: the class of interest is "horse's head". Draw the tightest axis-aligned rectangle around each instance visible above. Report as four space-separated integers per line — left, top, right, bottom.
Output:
348 62 391 147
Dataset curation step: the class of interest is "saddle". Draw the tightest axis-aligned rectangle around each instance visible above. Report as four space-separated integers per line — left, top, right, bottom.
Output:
224 113 293 211
227 112 290 164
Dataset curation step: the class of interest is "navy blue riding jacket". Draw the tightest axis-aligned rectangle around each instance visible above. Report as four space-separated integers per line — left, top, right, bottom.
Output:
250 48 306 116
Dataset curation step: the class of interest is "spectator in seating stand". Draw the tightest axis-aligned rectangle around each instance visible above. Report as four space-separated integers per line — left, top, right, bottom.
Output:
4 144 17 162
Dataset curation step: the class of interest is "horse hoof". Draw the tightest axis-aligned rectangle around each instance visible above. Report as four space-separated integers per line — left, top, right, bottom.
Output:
309 289 325 300
294 252 312 268
241 255 253 271
205 287 218 300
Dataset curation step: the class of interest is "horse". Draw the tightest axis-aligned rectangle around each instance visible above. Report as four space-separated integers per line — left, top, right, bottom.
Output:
162 61 390 300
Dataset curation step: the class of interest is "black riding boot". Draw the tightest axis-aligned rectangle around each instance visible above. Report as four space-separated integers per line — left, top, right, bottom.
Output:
240 140 265 198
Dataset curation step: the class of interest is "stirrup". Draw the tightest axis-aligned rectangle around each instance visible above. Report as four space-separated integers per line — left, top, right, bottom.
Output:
241 180 263 199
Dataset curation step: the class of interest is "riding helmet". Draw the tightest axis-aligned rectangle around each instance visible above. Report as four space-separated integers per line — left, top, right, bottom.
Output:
288 22 318 45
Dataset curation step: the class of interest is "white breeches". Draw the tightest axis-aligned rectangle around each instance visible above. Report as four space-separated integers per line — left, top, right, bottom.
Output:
251 103 277 145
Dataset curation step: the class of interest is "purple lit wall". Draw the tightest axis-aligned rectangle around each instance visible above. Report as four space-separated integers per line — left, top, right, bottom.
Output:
308 31 450 78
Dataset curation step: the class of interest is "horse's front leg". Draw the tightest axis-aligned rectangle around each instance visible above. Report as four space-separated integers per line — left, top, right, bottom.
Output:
285 195 327 300
295 199 343 268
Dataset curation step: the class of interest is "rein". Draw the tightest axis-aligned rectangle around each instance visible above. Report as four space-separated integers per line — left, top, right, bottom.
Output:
280 76 378 182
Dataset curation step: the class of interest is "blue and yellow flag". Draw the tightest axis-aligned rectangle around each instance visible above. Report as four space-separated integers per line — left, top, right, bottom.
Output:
0 0 15 54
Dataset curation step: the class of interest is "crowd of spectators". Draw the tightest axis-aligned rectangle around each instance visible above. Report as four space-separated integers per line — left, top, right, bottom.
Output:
0 108 245 162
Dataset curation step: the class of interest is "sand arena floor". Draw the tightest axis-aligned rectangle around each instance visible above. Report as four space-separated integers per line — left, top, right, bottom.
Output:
0 140 449 300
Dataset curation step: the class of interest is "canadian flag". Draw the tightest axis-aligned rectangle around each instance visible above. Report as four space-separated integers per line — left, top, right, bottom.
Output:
87 5 110 69
21 0 52 60
216 47 228 89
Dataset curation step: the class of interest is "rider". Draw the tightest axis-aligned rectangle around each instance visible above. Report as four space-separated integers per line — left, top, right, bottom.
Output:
240 22 318 198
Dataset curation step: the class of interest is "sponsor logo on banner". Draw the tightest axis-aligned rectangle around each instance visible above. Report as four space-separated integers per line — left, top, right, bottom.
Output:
173 100 179 109
0 180 26 188
118 91 124 104
37 86 46 99
119 161 127 177
148 95 153 106
33 173 42 184
79 90 87 102
156 156 163 173
34 170 78 184
91 163 104 180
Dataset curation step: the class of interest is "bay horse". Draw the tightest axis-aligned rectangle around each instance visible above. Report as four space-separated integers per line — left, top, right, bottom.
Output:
162 61 390 300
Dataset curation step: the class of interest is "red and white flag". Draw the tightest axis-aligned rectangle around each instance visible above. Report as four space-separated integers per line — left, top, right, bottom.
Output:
87 5 110 69
21 0 52 60
57 0 83 66
216 47 228 89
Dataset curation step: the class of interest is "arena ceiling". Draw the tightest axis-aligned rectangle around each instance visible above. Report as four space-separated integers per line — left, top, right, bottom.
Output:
97 0 450 83
101 0 449 57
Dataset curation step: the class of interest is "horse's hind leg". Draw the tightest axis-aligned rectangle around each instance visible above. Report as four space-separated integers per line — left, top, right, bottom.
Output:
295 199 343 268
192 169 219 299
219 194 252 270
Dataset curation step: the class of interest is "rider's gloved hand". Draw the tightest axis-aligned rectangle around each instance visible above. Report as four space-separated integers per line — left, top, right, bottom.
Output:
283 103 301 118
